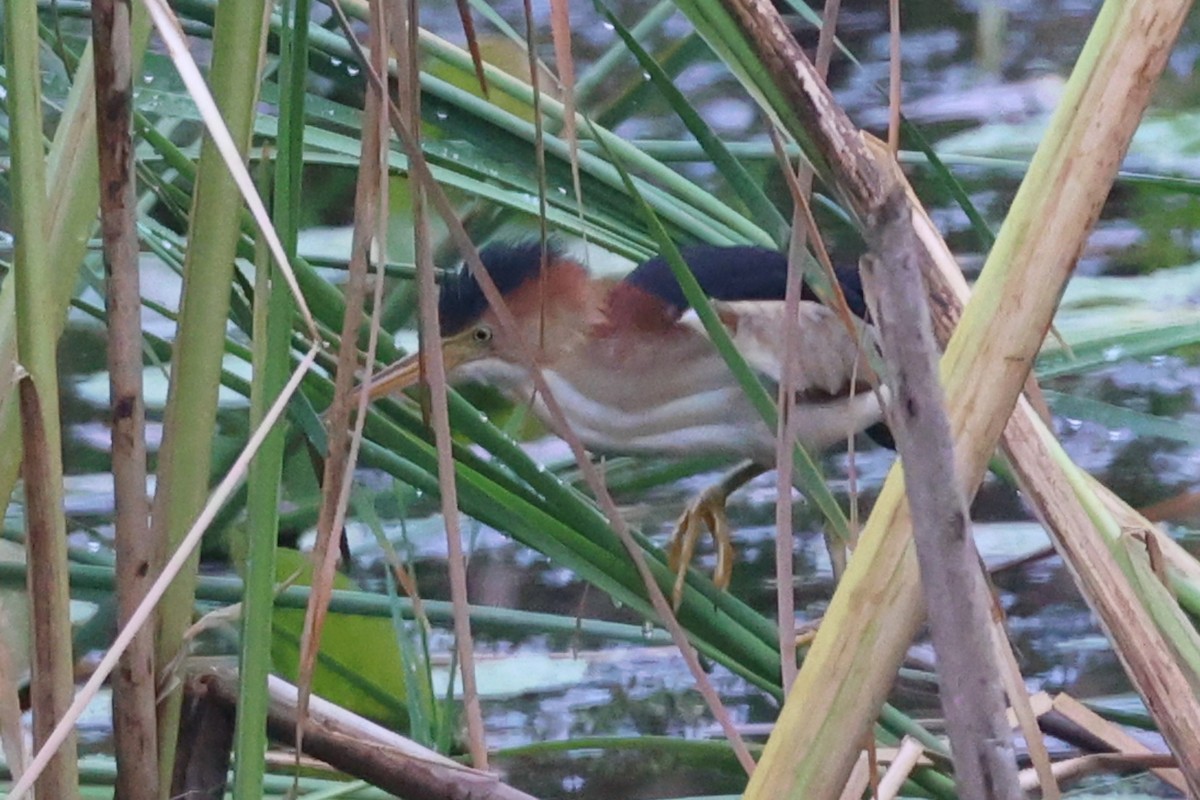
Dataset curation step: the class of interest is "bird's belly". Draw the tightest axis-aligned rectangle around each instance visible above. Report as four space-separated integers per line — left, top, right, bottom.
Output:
540 372 770 459
473 334 884 462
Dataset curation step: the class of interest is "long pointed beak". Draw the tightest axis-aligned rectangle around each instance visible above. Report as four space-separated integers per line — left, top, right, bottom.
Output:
364 350 424 400
364 336 474 402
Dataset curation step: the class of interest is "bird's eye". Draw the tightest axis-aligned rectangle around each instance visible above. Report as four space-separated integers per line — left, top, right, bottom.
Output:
472 325 493 344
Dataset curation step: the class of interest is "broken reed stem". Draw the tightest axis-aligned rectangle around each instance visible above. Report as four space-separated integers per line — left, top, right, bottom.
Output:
191 666 537 800
7 0 78 787
860 197 1020 800
92 0 159 794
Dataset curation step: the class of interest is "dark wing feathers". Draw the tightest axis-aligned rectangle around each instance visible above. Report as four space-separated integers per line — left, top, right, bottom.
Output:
623 245 869 319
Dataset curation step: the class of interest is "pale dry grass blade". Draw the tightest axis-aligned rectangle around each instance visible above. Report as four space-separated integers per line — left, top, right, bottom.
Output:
367 1 429 637
835 752 870 800
887 0 900 153
520 0 551 261
767 128 805 695
874 736 923 800
1043 693 1185 792
992 617 1060 800
764 0 846 684
774 0 847 691
6 345 320 800
135 0 319 339
548 0 584 228
1018 753 1177 793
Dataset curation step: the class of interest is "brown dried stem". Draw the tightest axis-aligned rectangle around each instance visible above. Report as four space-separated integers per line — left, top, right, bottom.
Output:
294 0 382 751
92 0 158 794
393 0 489 769
17 377 78 799
189 664 538 800
860 206 1020 798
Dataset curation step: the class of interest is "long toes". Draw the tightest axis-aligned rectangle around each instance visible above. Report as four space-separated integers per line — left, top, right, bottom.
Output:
666 510 692 575
670 515 701 610
665 491 739 607
707 510 734 591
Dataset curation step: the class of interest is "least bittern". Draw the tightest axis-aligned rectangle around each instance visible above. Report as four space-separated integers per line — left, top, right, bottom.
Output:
368 242 889 605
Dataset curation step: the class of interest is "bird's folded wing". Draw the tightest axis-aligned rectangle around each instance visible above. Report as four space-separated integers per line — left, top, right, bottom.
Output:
678 300 875 398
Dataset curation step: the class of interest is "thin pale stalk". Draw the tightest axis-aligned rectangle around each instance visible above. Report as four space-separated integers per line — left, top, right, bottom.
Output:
547 0 584 225
5 0 78 792
990 615 1060 800
770 0 840 692
399 0 488 766
517 0 551 299
875 737 923 800
814 0 841 74
359 5 414 740
145 0 272 784
93 0 157 793
294 0 386 755
887 0 900 153
773 159 805 693
7 347 320 800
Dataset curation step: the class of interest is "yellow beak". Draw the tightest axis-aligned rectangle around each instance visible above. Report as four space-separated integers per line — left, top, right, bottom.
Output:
364 334 475 401
364 350 424 400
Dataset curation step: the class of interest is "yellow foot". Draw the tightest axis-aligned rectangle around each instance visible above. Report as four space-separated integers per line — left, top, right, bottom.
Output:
666 484 735 610
794 619 822 649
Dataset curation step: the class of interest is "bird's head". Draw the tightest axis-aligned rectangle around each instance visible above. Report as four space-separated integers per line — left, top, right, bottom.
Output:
366 241 599 399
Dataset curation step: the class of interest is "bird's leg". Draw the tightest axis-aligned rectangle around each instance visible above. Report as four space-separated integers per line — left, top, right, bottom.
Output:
667 460 767 608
